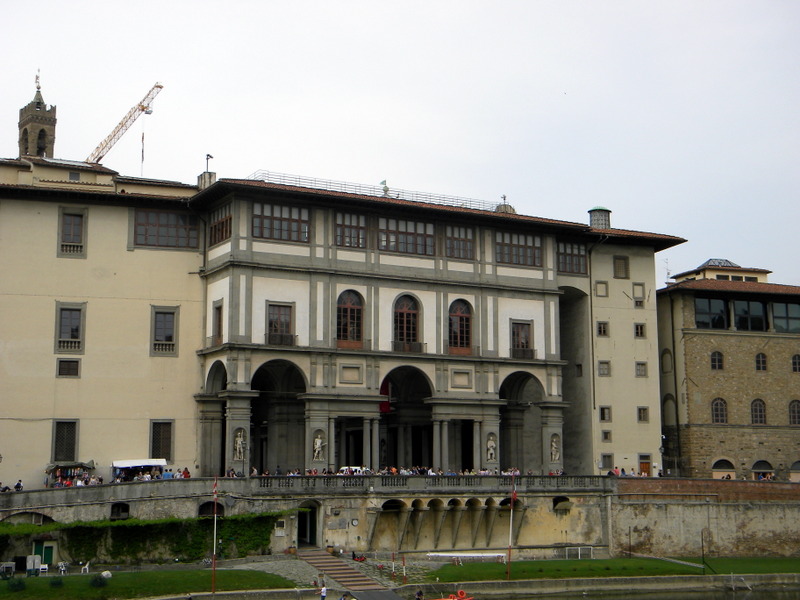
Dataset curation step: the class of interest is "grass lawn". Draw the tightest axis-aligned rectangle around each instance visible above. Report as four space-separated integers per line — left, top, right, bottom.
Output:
428 557 800 582
0 569 294 599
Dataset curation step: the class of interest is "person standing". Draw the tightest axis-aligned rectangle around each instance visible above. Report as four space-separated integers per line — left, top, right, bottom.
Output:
319 584 327 600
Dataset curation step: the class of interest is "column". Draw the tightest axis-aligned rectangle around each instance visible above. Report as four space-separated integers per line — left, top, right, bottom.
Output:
371 418 380 470
362 417 371 469
473 420 481 473
432 420 441 470
397 424 406 468
440 420 450 471
327 417 336 473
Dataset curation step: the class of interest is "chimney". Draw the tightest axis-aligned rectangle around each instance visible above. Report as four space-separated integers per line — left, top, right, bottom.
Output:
588 206 611 229
198 171 217 190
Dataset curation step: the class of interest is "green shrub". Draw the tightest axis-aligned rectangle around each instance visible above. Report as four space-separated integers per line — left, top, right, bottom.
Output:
49 576 64 588
7 577 25 592
90 573 108 588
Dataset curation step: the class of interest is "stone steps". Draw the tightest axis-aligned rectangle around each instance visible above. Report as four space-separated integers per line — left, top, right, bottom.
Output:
298 548 386 591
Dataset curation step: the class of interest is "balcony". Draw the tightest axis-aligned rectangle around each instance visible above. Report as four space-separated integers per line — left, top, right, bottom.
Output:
266 333 296 347
392 341 425 353
510 347 536 360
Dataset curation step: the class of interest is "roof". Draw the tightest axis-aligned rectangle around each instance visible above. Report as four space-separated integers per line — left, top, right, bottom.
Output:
193 178 685 251
16 155 119 174
659 278 800 297
672 258 771 280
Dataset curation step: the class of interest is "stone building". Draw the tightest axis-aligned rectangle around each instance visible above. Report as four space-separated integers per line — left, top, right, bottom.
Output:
0 84 683 489
657 259 800 479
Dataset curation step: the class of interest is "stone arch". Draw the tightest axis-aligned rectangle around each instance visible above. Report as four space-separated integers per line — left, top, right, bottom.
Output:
379 366 434 468
499 371 547 473
198 501 224 517
250 359 308 474
711 458 736 479
790 460 800 482
205 360 227 393
752 460 774 480
2 511 54 525
373 499 409 551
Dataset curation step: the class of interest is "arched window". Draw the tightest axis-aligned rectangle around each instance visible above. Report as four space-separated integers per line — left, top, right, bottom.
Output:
336 290 363 349
756 353 767 371
751 399 766 424
711 398 727 424
393 295 421 352
448 300 472 355
793 354 800 373
710 351 723 370
790 400 800 426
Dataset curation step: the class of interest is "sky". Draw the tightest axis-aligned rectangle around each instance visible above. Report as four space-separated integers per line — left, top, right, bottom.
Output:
2 2 798 285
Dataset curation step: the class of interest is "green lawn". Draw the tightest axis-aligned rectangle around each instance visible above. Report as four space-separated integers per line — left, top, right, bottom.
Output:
428 557 800 582
0 569 294 599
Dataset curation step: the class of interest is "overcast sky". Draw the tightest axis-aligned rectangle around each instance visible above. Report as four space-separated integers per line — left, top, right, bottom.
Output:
3 2 798 285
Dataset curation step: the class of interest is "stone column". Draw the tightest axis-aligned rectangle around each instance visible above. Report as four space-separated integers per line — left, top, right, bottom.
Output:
362 417 371 469
327 417 336 473
220 390 258 476
371 418 380 471
195 394 224 477
472 420 481 472
441 420 450 471
432 420 441 470
397 424 406 467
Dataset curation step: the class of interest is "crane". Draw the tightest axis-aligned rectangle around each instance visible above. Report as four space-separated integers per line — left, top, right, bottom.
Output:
86 82 163 164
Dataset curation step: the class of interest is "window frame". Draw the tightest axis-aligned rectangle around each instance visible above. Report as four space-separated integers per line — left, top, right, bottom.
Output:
793 354 800 373
751 398 767 425
150 420 174 463
634 323 646 339
598 360 611 377
695 297 728 329
755 353 767 372
789 400 800 426
711 351 724 370
336 290 364 349
596 321 609 337
635 362 648 377
711 398 728 424
557 241 587 274
773 302 800 333
52 420 78 463
267 302 295 346
613 256 630 279
734 299 767 332
637 406 650 423
209 203 232 247
393 295 420 351
56 358 81 378
378 217 434 256
134 208 199 249
58 206 87 258
212 300 224 347
495 231 542 267
252 202 310 243
445 225 475 260
448 299 473 355
335 212 367 249
510 320 533 359
599 406 612 422
55 301 86 355
151 306 179 357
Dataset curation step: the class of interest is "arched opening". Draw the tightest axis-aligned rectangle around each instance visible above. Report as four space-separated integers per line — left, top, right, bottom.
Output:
251 359 308 474
199 501 224 517
379 367 433 468
752 460 774 480
499 371 545 473
36 129 48 156
20 128 29 155
297 500 320 547
206 360 228 393
711 459 735 480
790 460 800 483
110 502 130 521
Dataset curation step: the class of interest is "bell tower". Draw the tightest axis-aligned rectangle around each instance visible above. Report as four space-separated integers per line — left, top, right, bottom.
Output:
18 74 57 158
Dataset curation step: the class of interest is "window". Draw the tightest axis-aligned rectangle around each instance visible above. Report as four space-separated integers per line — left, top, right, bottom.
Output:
151 421 173 462
58 207 86 257
711 398 728 424
711 351 724 370
557 242 587 274
445 226 474 260
448 300 473 355
151 306 178 356
393 295 421 352
695 297 728 329
55 302 85 354
209 203 232 246
68 171 80 181
637 407 649 422
267 303 294 346
598 361 611 376
773 302 800 333
632 283 645 300
212 301 223 346
789 400 800 426
596 321 609 337
595 281 609 297
613 256 629 279
110 503 130 521
634 323 646 338
511 321 533 359
53 421 77 462
575 364 583 377
56 358 80 378
794 355 800 373
734 300 767 331
335 212 366 248
495 232 542 266
134 209 199 248
599 406 612 422
635 362 648 377
252 202 309 242
601 430 612 442
378 218 434 255
600 454 614 470
751 399 766 424
336 290 363 348
756 353 767 371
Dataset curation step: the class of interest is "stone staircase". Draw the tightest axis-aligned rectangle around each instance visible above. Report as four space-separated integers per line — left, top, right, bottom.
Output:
297 548 386 592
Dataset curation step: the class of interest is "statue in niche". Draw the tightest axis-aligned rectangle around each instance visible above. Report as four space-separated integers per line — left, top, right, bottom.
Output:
550 434 561 463
313 433 326 461
486 435 497 462
234 429 246 461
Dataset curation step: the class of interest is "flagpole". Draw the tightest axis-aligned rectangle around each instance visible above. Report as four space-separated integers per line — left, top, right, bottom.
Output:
507 473 515 580
212 476 218 595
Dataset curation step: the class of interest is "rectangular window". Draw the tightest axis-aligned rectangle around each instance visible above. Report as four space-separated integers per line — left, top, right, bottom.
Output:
212 301 223 346
632 283 645 299
378 218 434 255
601 430 612 442
209 203 232 246
600 453 614 470
637 406 650 422
335 212 366 248
733 300 767 331
56 358 80 378
55 302 85 354
511 322 533 359
773 302 800 333
557 241 587 274
634 323 646 338
135 209 199 248
576 363 583 377
598 361 611 376
695 297 728 329
252 202 309 243
151 306 179 356
596 321 609 337
445 226 474 260
495 232 542 266
635 362 648 377
613 256 629 279
58 207 87 258
595 281 609 297
267 303 295 346
53 421 77 462
151 421 173 462
599 406 612 422
68 171 80 181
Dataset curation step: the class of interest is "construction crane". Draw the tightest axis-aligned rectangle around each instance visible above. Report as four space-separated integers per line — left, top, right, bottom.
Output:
86 82 163 164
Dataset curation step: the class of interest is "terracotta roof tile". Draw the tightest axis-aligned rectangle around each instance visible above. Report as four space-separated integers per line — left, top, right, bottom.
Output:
660 278 800 296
